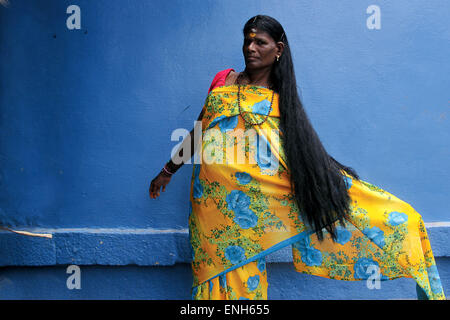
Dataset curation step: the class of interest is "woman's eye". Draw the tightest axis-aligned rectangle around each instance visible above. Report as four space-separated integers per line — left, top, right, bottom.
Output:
243 39 265 47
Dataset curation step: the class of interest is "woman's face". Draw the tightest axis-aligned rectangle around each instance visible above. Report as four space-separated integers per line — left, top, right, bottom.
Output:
242 28 283 70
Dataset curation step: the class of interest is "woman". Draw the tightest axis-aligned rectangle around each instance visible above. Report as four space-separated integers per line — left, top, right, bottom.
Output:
150 15 445 300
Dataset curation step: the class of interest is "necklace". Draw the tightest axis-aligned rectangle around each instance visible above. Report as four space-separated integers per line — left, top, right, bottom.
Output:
237 72 275 126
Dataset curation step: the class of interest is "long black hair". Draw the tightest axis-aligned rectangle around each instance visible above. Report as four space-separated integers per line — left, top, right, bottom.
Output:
243 15 360 241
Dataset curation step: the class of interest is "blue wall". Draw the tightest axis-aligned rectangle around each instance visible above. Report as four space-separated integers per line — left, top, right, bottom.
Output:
1 258 450 300
0 0 448 299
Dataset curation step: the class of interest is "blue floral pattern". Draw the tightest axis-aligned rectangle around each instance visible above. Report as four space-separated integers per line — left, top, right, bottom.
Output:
226 190 251 212
225 245 246 265
226 190 258 229
427 265 443 294
219 274 227 289
235 172 252 185
233 207 258 229
257 258 266 272
209 280 213 293
344 176 353 190
251 99 271 115
335 226 352 245
293 232 323 266
362 226 385 248
247 275 260 291
388 211 408 226
354 258 379 279
208 115 238 132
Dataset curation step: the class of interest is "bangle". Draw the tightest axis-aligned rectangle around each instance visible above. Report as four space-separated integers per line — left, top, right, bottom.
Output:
162 164 174 175
166 160 181 173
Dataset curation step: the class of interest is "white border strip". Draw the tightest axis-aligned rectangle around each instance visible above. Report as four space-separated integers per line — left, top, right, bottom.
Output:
1 222 448 236
424 222 450 228
0 227 190 235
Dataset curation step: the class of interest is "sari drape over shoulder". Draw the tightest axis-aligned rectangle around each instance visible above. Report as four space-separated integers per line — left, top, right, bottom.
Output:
188 79 445 300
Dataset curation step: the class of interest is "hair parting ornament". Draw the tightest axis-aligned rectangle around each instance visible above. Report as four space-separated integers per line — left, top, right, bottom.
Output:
249 15 286 43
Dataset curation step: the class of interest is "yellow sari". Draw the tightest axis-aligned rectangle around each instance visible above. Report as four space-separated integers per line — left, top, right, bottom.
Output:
188 84 445 300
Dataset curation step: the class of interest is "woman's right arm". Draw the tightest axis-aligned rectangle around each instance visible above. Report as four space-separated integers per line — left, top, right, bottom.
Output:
149 109 204 199
149 69 232 199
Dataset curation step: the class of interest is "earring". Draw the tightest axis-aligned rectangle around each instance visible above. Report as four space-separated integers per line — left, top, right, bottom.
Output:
276 55 280 62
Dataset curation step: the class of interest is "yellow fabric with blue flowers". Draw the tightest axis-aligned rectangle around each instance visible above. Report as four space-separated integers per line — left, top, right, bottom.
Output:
188 85 445 300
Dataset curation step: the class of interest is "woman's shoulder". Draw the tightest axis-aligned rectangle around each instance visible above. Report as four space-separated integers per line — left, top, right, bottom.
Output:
208 68 236 93
224 70 239 85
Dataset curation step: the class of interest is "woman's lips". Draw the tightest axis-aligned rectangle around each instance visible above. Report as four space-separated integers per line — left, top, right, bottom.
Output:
246 56 258 60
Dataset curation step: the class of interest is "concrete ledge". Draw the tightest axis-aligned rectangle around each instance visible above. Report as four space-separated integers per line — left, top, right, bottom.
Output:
0 224 449 266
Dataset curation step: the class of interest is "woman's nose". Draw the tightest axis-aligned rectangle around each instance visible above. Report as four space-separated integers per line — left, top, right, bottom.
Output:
247 41 256 52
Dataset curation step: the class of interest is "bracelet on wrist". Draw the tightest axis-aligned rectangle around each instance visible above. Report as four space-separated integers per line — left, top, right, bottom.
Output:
162 164 174 176
166 160 182 173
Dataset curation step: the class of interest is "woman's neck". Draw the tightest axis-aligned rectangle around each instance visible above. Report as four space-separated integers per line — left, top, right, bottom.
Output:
241 67 272 87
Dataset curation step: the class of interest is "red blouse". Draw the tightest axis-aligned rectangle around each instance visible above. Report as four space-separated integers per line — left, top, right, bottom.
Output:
207 68 235 94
